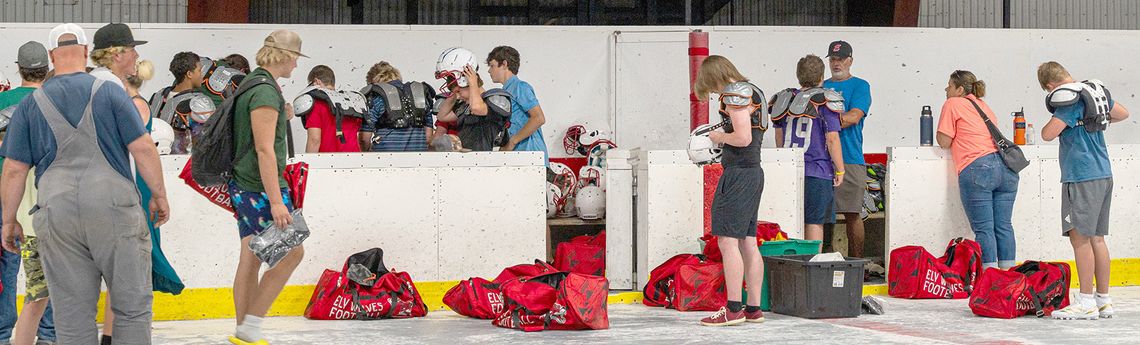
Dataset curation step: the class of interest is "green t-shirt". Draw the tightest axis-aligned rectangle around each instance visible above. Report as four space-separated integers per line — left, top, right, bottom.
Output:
0 87 36 110
232 67 286 192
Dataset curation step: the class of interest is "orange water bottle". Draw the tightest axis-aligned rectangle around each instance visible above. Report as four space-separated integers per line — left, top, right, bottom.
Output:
1013 108 1026 145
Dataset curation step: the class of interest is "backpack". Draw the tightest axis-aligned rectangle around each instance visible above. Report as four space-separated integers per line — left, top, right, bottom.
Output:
190 75 277 187
492 272 609 332
553 232 605 276
969 261 1071 318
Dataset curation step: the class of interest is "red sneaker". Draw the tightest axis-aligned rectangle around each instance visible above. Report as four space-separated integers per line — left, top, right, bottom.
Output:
700 306 746 326
744 309 765 323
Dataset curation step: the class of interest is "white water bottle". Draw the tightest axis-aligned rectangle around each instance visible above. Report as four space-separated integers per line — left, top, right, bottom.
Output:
1026 124 1036 145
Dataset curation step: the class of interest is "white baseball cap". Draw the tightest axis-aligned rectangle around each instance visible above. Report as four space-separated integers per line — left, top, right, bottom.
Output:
48 23 88 50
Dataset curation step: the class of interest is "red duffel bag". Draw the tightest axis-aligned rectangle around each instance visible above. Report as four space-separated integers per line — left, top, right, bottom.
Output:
941 237 983 293
179 159 311 214
445 259 558 319
554 232 605 276
492 272 609 332
888 245 969 299
673 259 726 312
304 248 428 320
443 277 504 319
642 254 725 311
492 260 559 285
642 254 703 307
969 261 1071 318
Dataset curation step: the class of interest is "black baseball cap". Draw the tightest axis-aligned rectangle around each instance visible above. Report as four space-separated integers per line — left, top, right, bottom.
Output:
826 40 852 59
93 23 147 50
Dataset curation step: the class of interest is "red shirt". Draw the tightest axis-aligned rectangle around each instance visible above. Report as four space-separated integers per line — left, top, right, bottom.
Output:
305 100 362 152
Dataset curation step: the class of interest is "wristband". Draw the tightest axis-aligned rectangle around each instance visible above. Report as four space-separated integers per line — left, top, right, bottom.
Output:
835 171 845 176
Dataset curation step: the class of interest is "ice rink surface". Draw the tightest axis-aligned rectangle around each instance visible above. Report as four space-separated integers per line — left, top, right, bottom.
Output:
152 287 1139 344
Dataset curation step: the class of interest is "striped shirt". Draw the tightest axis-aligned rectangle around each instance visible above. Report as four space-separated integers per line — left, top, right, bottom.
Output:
367 95 433 152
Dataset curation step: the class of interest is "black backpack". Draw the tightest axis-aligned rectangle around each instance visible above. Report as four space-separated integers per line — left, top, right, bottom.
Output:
190 75 276 187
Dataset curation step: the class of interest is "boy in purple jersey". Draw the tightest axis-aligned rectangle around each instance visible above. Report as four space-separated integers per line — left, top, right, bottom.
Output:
771 55 845 249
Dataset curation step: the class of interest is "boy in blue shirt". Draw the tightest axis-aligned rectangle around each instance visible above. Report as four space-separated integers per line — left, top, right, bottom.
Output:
1038 61 1130 320
485 46 548 164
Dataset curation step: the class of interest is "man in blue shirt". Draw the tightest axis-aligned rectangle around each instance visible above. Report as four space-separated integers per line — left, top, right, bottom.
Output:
1038 61 1130 321
822 40 872 259
485 46 549 164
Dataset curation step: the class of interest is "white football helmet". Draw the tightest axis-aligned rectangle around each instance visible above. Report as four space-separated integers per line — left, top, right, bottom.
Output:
546 182 561 218
548 162 577 217
578 165 605 190
151 118 175 155
688 123 723 165
435 47 478 93
576 185 605 220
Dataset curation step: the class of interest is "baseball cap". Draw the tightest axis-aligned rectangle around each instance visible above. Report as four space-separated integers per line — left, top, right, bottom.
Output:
16 41 49 69
826 40 853 59
48 23 88 50
263 30 308 58
93 23 147 50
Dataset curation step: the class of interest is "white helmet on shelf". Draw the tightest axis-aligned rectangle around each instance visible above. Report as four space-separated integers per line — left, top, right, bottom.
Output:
435 47 478 92
548 162 577 217
576 185 605 220
150 118 175 155
688 123 723 165
578 165 605 190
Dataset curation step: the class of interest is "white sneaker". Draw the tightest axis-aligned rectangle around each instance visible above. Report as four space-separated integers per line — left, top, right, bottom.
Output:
1099 303 1115 319
1052 304 1099 320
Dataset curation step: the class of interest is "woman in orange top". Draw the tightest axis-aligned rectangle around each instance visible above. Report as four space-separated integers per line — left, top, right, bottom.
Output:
936 70 1019 270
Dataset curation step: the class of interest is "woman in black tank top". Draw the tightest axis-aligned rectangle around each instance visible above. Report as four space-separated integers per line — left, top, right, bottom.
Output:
692 56 767 326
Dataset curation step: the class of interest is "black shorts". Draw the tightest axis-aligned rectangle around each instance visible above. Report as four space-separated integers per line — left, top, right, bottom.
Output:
710 167 765 239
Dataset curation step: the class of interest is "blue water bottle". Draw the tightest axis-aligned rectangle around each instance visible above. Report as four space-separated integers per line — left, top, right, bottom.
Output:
920 105 933 146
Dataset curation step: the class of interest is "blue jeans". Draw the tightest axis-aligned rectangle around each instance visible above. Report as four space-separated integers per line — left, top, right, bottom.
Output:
958 153 1019 266
0 249 56 343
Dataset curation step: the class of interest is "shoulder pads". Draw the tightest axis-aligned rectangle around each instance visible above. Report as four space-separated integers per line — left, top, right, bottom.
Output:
822 89 845 112
483 88 513 116
1045 82 1084 114
293 85 325 117
768 88 798 121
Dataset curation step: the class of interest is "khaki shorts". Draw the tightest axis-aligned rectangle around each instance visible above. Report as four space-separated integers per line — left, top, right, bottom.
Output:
834 164 867 214
21 235 49 301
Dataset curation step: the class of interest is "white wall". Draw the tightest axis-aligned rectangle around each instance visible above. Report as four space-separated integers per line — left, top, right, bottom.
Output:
144 152 544 290
635 149 803 288
3 24 1137 159
886 145 1140 263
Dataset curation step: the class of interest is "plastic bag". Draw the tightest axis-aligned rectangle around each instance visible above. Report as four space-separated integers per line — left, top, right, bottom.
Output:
249 209 310 268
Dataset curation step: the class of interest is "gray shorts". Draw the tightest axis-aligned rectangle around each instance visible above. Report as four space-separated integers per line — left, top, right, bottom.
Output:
1061 178 1112 237
834 164 867 214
